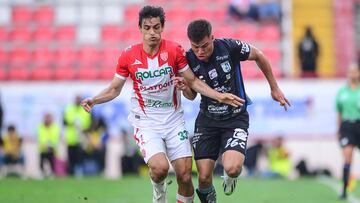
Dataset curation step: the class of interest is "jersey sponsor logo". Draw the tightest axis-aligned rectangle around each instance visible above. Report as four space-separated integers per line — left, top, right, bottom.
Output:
241 43 250 54
145 99 174 108
193 65 200 72
139 80 174 91
226 74 231 80
135 66 174 81
225 128 247 149
132 59 143 65
214 85 231 93
207 104 228 114
208 69 218 80
216 55 229 61
160 51 168 61
221 61 231 73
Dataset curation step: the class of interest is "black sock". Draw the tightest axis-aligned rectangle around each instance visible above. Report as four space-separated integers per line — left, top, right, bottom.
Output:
196 186 216 203
342 163 351 196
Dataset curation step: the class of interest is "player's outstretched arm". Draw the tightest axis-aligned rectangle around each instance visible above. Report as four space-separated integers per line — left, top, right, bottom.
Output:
180 69 245 107
173 76 197 100
81 77 126 112
248 45 291 111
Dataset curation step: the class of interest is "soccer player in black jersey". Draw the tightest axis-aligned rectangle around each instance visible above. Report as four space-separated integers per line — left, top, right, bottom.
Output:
174 19 290 203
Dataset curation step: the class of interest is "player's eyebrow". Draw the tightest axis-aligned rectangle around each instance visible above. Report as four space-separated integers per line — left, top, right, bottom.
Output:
191 41 209 48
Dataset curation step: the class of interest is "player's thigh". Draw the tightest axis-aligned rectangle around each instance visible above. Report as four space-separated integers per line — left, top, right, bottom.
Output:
165 123 192 162
220 128 248 157
133 127 166 164
193 127 222 161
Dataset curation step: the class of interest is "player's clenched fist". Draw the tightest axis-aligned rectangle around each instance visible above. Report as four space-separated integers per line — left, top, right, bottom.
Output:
81 97 95 113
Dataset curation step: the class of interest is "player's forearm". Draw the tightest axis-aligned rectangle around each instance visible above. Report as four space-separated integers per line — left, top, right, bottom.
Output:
189 78 221 102
92 86 121 104
256 54 279 90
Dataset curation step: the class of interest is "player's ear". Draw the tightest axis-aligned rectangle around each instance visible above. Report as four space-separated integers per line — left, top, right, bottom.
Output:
211 35 214 40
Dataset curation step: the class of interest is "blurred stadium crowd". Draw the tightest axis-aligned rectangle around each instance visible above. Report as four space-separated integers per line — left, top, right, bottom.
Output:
0 0 360 179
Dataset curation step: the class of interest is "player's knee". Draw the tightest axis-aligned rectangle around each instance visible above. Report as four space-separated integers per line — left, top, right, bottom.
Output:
198 173 212 186
149 163 169 180
177 171 192 186
224 164 242 178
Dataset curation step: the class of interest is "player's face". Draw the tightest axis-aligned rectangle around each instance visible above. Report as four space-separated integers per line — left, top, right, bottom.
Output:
347 64 360 82
190 35 214 62
139 17 163 48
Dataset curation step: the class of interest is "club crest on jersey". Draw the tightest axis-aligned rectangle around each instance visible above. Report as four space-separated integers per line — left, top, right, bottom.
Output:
208 69 218 80
160 51 168 61
221 61 231 73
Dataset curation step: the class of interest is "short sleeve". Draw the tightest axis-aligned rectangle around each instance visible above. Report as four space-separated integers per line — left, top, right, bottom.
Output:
224 38 251 61
176 44 189 73
115 51 129 80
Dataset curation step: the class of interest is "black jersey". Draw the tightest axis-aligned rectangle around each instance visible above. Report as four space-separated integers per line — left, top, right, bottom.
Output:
186 38 251 121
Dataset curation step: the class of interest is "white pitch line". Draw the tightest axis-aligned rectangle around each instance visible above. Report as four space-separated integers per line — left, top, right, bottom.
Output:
317 177 360 203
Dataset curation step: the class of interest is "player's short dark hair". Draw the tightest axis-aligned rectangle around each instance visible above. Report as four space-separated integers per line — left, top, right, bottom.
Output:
187 19 212 43
138 5 165 27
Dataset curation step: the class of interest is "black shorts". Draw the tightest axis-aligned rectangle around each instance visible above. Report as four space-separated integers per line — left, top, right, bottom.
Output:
192 127 249 161
339 121 360 148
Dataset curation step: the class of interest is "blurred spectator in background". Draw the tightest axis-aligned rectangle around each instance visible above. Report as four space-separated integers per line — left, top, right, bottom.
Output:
83 116 107 175
244 140 264 176
38 113 60 178
228 0 259 21
263 136 291 178
63 95 92 177
298 26 319 78
257 0 281 23
0 125 24 177
336 63 360 200
120 129 144 175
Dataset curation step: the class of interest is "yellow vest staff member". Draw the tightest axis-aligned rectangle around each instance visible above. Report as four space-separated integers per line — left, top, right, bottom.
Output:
63 95 91 176
38 113 60 177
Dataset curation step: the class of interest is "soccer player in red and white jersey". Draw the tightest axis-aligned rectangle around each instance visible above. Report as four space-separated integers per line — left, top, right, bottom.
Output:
81 6 244 203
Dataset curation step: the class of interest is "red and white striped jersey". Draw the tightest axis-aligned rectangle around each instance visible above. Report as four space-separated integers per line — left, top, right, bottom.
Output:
115 39 189 130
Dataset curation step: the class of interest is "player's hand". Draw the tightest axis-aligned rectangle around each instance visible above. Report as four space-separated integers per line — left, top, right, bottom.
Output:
271 87 291 111
218 93 245 107
173 77 189 91
81 97 95 113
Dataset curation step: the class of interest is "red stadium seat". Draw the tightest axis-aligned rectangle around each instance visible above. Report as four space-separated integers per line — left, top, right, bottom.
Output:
124 5 141 25
12 6 33 25
32 47 54 66
100 47 121 67
101 25 123 43
77 65 99 80
262 47 281 64
166 8 192 25
0 27 8 41
54 65 76 80
0 49 8 65
31 65 53 80
0 67 7 81
98 65 115 80
233 23 258 41
33 6 54 25
122 27 141 42
55 47 77 66
213 26 235 38
9 47 31 65
8 66 30 80
257 25 280 42
78 46 100 65
33 27 54 44
10 27 32 44
55 26 76 43
191 8 214 21
241 61 258 79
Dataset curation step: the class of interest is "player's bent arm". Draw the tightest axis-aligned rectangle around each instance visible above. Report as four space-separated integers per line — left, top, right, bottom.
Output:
248 45 279 90
92 76 126 104
180 69 244 107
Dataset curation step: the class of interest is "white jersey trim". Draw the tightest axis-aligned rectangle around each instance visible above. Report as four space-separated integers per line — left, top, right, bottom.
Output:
178 65 189 73
115 73 127 80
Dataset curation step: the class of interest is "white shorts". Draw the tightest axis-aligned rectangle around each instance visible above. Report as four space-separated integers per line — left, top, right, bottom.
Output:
133 123 192 163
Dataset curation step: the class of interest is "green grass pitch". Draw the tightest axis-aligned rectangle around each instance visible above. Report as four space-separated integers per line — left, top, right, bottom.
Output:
0 176 359 203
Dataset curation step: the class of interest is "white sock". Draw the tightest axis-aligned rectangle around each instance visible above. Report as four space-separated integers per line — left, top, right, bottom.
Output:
176 193 194 203
151 179 166 191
